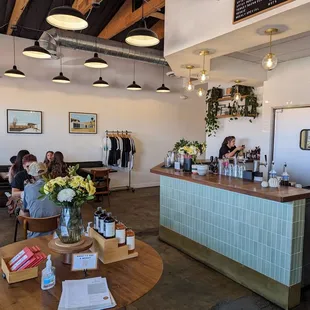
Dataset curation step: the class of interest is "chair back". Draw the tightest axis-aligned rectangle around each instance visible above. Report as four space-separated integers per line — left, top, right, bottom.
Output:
18 214 60 240
91 169 110 194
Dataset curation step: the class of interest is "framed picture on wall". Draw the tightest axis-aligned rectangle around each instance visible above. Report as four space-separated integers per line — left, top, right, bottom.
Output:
69 112 97 134
7 109 42 134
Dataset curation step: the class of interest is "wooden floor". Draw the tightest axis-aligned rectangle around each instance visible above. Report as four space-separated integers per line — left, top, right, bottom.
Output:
1 187 310 309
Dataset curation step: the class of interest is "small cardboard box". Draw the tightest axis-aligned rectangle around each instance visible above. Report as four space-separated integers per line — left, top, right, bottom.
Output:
1 257 38 284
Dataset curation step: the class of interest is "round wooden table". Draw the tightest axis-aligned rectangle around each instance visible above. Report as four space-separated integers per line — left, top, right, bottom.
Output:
0 236 163 310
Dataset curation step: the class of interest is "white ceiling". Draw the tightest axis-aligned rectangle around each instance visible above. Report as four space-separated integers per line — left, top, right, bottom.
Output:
227 31 310 65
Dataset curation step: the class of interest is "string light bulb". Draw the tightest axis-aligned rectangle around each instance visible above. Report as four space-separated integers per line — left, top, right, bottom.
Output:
199 50 209 82
262 28 278 71
185 65 194 92
197 88 206 97
233 80 242 101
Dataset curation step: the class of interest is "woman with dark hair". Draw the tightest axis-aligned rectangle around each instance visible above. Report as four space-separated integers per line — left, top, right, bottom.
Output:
8 150 30 183
219 136 244 159
49 151 68 178
44 151 54 167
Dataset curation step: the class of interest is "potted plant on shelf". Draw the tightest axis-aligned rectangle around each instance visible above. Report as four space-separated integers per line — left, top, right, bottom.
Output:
39 165 96 244
174 139 206 173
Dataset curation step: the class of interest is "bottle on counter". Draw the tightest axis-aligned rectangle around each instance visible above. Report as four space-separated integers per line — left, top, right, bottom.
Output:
281 162 290 186
41 255 55 290
99 209 107 235
126 228 135 254
269 161 277 179
116 220 126 246
104 212 116 239
93 207 102 231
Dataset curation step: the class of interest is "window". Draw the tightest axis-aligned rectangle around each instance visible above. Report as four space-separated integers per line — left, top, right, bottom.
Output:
300 129 310 150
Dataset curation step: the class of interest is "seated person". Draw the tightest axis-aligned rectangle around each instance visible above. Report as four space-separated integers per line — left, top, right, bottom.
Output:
48 151 68 178
8 150 29 184
11 154 37 197
43 151 54 168
19 162 61 239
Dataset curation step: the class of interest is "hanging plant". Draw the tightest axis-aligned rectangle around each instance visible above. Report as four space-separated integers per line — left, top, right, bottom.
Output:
205 86 223 137
230 85 260 122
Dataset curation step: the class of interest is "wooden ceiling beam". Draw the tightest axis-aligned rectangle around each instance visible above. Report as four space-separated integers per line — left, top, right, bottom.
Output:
72 0 93 15
149 12 164 20
6 0 30 35
151 20 164 40
98 0 165 39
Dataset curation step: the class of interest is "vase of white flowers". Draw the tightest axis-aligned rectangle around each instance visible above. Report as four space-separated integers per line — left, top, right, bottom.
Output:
40 166 96 244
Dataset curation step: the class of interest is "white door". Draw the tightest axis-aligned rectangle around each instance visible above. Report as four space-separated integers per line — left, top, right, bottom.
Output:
273 107 310 187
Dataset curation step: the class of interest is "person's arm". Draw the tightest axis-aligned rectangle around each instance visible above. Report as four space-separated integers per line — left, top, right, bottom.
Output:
11 188 22 197
19 208 30 217
8 166 14 184
225 146 244 158
11 173 24 198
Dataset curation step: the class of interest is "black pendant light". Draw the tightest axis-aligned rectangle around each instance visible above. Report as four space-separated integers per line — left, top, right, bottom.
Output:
125 1 159 47
23 41 51 59
53 46 70 84
157 66 170 93
85 53 108 69
93 69 109 87
4 36 25 78
46 5 88 31
127 61 142 91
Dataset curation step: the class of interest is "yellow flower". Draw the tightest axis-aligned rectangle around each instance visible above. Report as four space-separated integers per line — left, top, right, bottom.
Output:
43 183 54 194
53 177 66 187
88 183 96 196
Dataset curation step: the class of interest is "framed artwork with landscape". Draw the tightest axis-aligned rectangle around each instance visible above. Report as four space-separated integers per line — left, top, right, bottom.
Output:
69 112 97 134
7 109 42 134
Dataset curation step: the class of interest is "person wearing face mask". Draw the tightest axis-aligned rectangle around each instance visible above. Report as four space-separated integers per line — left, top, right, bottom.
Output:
219 136 244 159
11 154 37 197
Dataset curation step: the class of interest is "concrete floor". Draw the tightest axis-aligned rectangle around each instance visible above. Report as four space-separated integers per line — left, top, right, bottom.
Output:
1 187 310 310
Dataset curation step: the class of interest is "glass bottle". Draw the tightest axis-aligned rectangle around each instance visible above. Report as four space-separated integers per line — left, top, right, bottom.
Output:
116 220 126 246
94 207 102 231
281 162 290 186
126 228 135 254
269 161 277 179
99 209 107 235
104 212 115 239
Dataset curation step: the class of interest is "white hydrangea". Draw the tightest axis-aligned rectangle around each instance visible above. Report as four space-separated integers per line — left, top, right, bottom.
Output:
57 188 76 202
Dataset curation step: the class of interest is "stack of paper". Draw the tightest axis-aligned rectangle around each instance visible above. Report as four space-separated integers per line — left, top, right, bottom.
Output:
58 277 116 310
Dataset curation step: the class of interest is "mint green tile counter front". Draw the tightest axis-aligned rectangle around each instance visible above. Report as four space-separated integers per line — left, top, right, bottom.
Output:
159 175 306 309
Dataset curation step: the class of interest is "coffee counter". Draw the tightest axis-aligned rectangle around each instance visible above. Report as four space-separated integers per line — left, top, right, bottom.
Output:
151 164 310 310
151 164 310 202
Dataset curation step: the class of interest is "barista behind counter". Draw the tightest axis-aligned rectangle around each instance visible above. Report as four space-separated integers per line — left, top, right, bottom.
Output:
219 136 245 159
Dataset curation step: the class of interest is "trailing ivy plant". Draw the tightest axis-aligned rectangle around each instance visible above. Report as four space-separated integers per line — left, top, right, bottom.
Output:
230 85 260 123
205 86 223 137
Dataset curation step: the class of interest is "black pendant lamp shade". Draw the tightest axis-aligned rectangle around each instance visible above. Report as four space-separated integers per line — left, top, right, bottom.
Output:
84 53 108 69
23 41 51 59
156 66 170 93
125 20 160 47
52 72 70 84
93 77 109 87
46 6 88 31
4 36 25 78
4 65 25 78
157 84 170 93
127 81 142 91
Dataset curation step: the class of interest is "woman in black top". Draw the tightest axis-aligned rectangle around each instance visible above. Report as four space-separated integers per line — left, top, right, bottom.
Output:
219 136 244 159
49 151 68 178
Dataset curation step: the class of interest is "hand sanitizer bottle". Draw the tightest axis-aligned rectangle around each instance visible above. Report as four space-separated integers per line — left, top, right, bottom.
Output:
41 255 56 290
85 222 92 236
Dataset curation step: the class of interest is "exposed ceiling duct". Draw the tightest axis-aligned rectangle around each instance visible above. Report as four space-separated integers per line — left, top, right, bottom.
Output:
39 28 168 66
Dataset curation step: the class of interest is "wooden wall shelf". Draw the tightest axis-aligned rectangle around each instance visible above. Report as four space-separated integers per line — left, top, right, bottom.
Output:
218 95 247 102
217 114 256 119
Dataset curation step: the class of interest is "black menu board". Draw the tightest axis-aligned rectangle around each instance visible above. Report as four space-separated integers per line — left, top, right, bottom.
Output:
233 0 294 24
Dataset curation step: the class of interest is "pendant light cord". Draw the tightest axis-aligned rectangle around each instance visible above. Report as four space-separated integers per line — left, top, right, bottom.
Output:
13 36 16 65
203 54 205 71
162 66 165 83
60 45 63 72
133 60 136 80
269 33 272 54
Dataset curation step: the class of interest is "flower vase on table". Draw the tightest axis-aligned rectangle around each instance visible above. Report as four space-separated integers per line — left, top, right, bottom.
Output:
183 157 193 172
40 165 96 245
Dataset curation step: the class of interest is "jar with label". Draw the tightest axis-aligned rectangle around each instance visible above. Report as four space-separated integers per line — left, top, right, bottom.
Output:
93 207 102 231
115 221 126 246
99 209 107 235
104 212 115 239
126 228 135 254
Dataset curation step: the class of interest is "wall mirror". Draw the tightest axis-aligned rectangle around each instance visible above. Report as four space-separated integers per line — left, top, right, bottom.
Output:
300 129 310 150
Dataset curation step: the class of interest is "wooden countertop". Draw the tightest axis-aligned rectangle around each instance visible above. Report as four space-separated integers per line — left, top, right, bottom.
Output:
150 164 310 203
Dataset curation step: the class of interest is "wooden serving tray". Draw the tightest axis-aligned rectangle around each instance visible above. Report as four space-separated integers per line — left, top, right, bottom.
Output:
1 257 38 284
89 228 138 264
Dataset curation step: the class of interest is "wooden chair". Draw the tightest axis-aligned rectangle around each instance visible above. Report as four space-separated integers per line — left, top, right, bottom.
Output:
17 214 60 240
91 169 111 207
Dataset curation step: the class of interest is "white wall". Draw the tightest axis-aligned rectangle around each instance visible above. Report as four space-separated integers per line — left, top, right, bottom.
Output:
261 55 310 176
165 0 310 57
206 83 263 158
0 34 206 188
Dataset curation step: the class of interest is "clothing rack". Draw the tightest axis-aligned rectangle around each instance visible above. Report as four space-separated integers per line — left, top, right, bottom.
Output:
104 130 135 193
